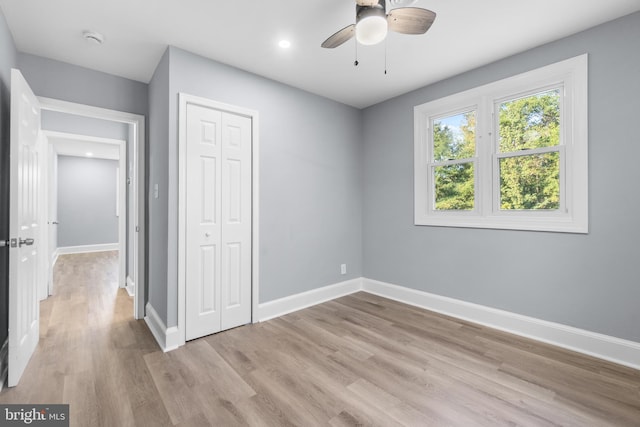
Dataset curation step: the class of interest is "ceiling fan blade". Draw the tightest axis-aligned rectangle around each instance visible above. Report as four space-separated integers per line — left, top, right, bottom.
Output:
387 7 436 35
356 0 379 6
321 24 356 48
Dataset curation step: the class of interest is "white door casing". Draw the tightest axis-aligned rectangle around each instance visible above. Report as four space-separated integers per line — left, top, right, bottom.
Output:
127 131 138 296
8 69 41 387
118 141 126 289
184 103 252 341
38 132 49 301
47 145 58 296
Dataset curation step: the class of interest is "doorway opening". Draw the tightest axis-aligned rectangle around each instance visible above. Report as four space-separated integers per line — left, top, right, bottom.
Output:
43 131 126 300
4 70 146 388
38 97 146 320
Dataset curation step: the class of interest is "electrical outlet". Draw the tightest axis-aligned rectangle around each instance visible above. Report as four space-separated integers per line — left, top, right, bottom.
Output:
340 264 347 275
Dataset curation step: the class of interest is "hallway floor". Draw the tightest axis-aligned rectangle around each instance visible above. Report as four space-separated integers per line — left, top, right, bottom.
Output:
0 251 167 426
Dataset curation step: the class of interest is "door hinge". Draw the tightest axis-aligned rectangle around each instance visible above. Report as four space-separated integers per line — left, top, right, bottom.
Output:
1 238 18 248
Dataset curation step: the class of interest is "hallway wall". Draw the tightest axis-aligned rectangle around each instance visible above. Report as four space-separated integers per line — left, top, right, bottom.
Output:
57 156 119 248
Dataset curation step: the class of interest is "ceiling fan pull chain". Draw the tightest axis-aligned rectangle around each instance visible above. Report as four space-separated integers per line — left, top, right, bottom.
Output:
384 37 388 75
354 39 359 66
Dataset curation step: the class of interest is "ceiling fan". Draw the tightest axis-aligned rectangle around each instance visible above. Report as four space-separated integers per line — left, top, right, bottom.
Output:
321 0 436 49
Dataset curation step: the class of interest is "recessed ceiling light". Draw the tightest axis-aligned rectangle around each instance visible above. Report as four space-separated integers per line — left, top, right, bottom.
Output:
82 31 104 45
86 152 94 157
278 40 291 49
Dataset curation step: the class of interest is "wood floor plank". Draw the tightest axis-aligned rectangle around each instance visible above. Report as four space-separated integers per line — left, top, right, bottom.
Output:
1 252 639 426
144 349 204 425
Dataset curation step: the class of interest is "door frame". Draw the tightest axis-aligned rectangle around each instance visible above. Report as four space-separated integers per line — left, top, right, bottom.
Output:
38 132 49 301
177 93 259 348
38 97 147 320
42 131 126 294
46 140 58 297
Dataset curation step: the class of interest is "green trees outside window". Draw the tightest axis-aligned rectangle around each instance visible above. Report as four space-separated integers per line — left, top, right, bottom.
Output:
432 90 560 211
433 111 476 210
415 55 587 232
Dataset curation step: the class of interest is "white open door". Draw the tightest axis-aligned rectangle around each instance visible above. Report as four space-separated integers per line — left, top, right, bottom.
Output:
8 69 41 387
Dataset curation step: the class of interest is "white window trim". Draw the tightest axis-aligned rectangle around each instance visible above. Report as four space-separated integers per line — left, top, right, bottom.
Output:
414 54 588 233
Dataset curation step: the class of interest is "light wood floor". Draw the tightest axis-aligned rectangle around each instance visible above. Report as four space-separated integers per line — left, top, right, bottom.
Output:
1 251 639 426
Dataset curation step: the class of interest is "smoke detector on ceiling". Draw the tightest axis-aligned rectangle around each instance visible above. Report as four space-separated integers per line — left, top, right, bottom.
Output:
82 31 104 45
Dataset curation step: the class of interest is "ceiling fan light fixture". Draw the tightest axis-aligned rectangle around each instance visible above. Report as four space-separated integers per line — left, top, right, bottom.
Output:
356 8 388 45
320 0 435 50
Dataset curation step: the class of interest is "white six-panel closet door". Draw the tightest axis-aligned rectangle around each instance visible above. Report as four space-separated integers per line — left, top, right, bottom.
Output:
219 112 252 331
185 103 251 341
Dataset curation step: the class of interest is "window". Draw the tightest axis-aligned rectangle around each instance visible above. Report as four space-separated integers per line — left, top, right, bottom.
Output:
432 110 476 211
414 55 588 233
497 89 562 211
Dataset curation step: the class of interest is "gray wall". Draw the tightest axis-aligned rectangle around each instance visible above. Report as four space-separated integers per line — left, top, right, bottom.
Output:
18 53 148 116
0 8 17 347
57 156 119 247
41 109 133 272
148 48 170 324
42 110 129 141
147 46 363 327
362 12 640 342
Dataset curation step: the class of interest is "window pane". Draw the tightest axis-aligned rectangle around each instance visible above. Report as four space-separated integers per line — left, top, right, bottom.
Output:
499 89 560 153
433 111 476 161
434 163 474 210
499 152 560 210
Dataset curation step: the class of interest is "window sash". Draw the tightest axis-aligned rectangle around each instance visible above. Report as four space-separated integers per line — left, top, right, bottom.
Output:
494 84 564 153
429 159 477 213
493 146 565 215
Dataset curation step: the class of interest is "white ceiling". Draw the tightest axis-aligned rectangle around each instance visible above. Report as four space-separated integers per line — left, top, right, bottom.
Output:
2 0 640 108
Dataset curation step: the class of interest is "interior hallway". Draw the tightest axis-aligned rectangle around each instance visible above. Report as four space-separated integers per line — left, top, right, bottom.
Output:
0 251 167 425
1 252 639 426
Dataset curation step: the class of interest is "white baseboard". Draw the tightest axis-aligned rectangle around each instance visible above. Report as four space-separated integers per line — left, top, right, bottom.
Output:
155 274 639 369
0 338 8 391
144 303 181 352
125 276 135 297
258 278 362 322
51 250 59 268
362 278 640 371
56 243 118 255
